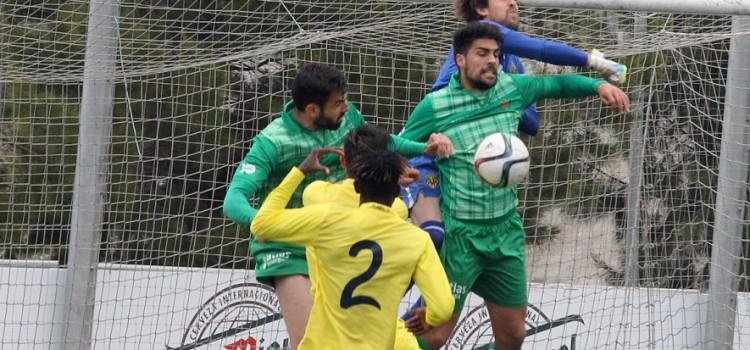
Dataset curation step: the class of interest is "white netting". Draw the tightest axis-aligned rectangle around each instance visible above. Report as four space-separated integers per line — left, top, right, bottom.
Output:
1 0 749 349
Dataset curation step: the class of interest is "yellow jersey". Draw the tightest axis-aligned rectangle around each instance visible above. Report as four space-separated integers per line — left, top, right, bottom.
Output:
303 179 418 350
301 178 409 296
251 168 454 349
303 178 409 219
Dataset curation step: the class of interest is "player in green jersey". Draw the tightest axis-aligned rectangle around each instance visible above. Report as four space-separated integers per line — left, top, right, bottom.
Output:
400 22 629 350
223 63 452 349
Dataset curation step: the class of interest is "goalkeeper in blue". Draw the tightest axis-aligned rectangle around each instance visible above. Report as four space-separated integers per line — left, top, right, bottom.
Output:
403 0 628 277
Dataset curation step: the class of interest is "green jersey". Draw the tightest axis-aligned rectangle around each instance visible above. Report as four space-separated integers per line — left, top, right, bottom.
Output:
401 72 605 220
224 100 426 230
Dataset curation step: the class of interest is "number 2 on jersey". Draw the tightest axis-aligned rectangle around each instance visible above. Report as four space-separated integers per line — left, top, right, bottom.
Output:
340 240 382 310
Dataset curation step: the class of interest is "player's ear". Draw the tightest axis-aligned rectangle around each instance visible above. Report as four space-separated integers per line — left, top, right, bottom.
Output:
455 53 467 69
304 102 320 117
475 5 489 19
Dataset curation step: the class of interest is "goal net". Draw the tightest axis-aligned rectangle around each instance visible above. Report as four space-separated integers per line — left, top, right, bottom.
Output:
1 0 749 349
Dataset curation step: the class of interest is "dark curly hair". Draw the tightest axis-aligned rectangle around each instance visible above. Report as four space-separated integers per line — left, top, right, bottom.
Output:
343 124 392 179
453 21 503 57
349 149 405 205
292 63 347 111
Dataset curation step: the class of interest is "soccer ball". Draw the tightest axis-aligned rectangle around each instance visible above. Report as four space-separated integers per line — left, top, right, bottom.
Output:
473 133 530 188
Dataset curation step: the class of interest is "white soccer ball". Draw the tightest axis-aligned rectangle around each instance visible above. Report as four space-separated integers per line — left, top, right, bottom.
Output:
473 133 530 188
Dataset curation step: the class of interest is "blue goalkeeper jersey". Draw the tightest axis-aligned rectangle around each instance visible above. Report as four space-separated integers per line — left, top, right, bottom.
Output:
432 20 589 136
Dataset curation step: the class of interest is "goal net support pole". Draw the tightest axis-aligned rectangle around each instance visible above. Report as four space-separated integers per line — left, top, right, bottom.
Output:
54 0 119 348
705 15 750 350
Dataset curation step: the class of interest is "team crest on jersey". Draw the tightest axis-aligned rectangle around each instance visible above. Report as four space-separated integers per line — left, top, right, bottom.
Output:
500 99 511 109
510 64 518 73
425 173 439 188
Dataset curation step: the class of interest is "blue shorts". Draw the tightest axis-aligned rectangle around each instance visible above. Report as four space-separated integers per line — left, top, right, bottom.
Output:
400 155 441 209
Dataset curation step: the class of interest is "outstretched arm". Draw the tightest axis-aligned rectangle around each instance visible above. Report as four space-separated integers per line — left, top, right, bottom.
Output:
250 167 328 245
390 134 427 157
491 21 625 83
250 148 342 244
432 21 626 91
512 74 630 113
430 23 589 92
488 20 588 67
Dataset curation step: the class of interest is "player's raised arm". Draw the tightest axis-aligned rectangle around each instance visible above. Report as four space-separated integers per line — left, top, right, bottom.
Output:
495 21 587 66
511 74 630 113
223 134 276 230
432 20 625 91
490 20 624 82
250 148 342 245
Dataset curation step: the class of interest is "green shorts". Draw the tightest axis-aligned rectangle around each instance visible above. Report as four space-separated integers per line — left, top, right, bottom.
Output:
250 239 308 287
441 210 527 311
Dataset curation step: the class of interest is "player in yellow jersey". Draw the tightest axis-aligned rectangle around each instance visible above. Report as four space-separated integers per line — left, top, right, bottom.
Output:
251 143 454 349
302 125 422 349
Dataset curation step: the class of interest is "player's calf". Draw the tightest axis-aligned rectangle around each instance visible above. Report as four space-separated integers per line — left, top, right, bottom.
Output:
487 302 527 350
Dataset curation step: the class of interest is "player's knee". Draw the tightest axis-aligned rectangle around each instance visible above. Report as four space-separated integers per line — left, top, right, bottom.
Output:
411 195 442 226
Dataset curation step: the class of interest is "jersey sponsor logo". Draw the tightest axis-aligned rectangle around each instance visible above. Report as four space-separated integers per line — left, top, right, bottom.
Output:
425 173 439 189
445 302 583 350
450 282 468 300
168 283 288 350
240 163 257 175
261 251 291 269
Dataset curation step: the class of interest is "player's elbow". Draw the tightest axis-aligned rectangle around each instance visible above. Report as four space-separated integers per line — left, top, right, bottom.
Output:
221 200 234 219
222 189 240 218
224 200 250 230
249 215 267 239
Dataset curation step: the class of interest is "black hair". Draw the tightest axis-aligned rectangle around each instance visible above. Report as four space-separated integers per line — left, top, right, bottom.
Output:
453 21 504 57
343 125 392 177
350 149 405 206
454 0 489 22
291 63 348 111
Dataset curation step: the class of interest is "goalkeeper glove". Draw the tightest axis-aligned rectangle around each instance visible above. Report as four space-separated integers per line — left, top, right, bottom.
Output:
588 49 627 85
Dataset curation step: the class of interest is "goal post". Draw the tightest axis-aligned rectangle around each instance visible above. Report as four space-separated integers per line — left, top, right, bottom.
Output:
519 0 750 16
705 15 750 350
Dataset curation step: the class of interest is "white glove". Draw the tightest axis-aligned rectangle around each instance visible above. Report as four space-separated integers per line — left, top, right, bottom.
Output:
588 49 627 85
